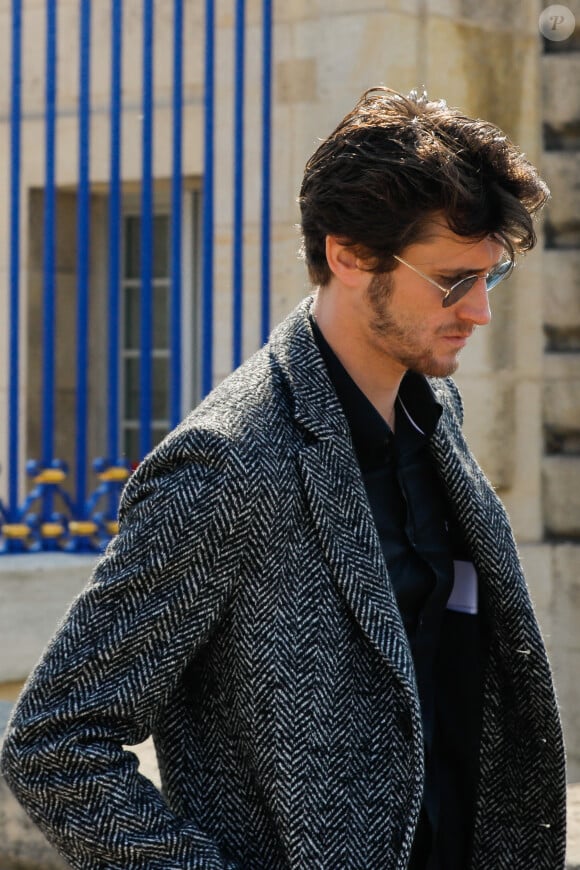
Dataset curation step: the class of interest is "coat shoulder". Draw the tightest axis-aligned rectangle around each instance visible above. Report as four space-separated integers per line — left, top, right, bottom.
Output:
120 339 300 519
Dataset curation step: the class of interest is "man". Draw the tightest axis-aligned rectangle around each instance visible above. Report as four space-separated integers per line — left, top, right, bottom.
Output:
1 87 566 868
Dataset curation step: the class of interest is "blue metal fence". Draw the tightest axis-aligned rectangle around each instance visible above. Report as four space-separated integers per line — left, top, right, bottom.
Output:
0 0 273 554
76 0 92 520
8 0 22 525
201 0 215 398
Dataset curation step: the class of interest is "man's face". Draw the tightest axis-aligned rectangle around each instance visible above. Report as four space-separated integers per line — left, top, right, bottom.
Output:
362 224 504 379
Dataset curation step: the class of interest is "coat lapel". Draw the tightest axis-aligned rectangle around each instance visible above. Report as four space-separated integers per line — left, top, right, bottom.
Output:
269 299 417 695
427 382 534 637
297 439 416 687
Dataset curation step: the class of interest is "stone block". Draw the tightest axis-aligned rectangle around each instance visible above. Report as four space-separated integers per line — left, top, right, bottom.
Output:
315 12 420 110
543 457 580 538
544 251 580 329
543 54 580 137
542 153 580 248
317 0 419 14
423 17 542 155
500 378 545 542
512 260 544 375
454 374 516 491
0 554 97 683
550 545 580 783
0 391 7 501
276 58 317 104
518 544 553 644
543 353 580 434
552 544 580 651
427 0 537 32
270 223 308 321
457 375 545 542
569 783 580 869
0 9 10 115
273 0 318 23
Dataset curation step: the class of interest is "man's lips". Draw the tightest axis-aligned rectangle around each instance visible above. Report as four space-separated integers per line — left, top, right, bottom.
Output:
440 331 473 347
444 336 467 346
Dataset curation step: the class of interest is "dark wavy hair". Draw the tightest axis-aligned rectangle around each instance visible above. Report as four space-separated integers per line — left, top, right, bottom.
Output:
299 87 550 286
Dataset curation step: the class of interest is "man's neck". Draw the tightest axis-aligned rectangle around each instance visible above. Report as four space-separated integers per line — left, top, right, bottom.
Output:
311 294 404 428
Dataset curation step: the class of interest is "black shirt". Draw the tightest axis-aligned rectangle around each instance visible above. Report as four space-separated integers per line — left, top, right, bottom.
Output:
311 318 485 870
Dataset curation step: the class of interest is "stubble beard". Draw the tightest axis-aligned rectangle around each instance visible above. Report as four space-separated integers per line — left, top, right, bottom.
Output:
366 272 461 378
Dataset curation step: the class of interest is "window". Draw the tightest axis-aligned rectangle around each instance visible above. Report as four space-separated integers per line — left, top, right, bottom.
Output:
120 191 200 465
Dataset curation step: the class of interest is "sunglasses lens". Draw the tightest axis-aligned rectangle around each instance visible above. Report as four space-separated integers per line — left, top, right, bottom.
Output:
442 276 478 308
486 258 513 290
442 258 514 306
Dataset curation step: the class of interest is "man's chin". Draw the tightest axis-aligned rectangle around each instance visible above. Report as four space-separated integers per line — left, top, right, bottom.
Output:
411 355 460 379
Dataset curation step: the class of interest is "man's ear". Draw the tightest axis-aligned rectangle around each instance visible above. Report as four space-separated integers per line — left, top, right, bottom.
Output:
325 236 365 288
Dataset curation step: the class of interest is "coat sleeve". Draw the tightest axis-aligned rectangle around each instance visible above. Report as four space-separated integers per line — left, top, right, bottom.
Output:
0 430 251 869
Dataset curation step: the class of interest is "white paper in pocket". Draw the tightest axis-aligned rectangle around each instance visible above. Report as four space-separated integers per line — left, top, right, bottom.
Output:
447 560 478 615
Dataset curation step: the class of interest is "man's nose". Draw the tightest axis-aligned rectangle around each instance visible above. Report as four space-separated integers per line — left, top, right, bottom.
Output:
455 277 492 326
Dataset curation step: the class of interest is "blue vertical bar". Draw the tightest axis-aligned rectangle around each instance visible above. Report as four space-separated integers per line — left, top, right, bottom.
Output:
201 0 215 396
42 0 58 472
76 0 91 513
170 0 183 429
107 0 122 463
8 0 23 518
139 0 154 458
260 0 272 344
232 0 245 369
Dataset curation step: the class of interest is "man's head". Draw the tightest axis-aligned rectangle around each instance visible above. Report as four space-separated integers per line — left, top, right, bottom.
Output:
299 87 549 287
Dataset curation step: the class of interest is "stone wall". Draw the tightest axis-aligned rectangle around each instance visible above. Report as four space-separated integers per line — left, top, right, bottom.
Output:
0 555 96 682
540 0 580 780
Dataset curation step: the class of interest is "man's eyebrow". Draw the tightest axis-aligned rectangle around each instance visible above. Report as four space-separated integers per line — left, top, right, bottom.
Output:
435 265 486 277
434 254 507 277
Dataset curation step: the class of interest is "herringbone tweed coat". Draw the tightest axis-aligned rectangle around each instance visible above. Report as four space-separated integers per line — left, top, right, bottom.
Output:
1 298 566 869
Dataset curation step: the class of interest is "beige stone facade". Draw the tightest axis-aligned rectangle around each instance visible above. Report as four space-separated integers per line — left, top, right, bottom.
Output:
0 0 578 778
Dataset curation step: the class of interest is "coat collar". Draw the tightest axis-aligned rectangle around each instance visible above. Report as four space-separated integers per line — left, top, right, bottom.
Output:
268 297 350 442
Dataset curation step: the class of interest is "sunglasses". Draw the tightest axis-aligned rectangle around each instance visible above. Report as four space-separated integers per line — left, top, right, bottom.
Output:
393 252 514 308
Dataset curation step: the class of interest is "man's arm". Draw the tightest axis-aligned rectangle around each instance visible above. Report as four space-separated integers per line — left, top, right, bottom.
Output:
0 431 250 869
